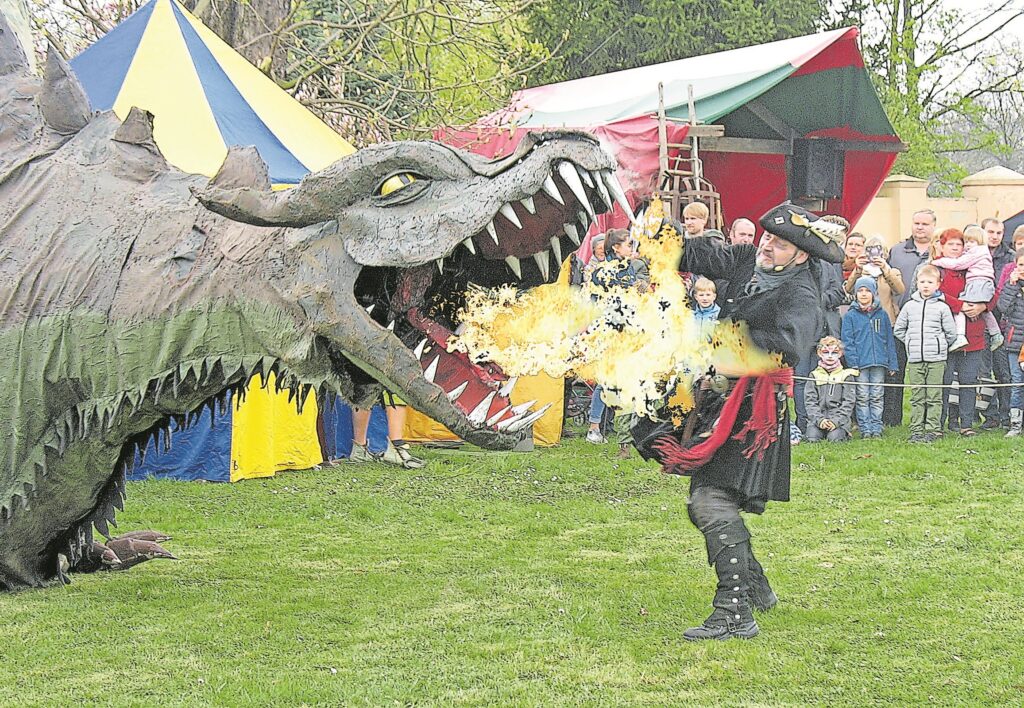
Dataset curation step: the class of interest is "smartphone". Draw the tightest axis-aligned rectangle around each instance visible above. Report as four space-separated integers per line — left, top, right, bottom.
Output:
866 245 883 259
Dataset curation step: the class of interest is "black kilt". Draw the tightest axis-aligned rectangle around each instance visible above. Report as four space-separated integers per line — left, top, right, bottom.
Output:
633 382 791 514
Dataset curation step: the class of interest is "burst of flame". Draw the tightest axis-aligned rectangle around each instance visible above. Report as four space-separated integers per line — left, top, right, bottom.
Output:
451 200 779 420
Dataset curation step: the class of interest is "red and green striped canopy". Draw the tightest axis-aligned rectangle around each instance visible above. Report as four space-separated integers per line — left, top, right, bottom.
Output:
441 27 900 237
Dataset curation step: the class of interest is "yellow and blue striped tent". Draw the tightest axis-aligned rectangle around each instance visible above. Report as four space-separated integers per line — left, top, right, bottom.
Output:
70 0 353 185
70 0 365 482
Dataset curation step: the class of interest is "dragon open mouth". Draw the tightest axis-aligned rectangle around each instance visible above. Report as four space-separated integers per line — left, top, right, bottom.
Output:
350 148 630 437
190 130 627 448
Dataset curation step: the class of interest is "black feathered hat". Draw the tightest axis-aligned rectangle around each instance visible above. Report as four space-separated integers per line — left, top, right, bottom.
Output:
759 202 845 264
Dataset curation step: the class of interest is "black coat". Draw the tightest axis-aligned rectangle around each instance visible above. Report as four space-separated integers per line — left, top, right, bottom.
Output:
681 238 822 367
675 237 824 512
998 280 1024 353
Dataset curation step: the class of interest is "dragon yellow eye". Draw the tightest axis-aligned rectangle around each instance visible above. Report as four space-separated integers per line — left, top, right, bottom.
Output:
378 173 418 196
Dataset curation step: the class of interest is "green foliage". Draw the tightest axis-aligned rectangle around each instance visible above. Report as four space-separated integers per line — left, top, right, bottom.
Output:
2 426 1022 704
525 0 824 86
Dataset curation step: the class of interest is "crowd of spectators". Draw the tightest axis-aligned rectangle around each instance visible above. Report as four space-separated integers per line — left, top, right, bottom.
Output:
577 204 1024 447
798 210 1024 443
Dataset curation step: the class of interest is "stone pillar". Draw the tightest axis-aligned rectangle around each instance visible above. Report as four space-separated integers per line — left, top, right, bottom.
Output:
961 166 1024 224
857 174 929 247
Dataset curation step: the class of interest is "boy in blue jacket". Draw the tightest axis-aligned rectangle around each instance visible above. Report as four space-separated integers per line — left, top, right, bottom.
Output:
841 276 898 438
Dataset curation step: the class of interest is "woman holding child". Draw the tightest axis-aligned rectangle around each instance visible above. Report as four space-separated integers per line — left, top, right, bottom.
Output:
929 229 991 436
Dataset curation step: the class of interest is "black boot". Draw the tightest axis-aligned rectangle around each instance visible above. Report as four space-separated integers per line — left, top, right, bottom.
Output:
683 541 759 641
748 550 778 612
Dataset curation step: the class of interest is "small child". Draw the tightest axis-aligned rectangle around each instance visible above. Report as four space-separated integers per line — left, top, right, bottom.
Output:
894 265 958 443
691 276 720 338
803 336 859 442
841 276 898 439
931 225 1003 351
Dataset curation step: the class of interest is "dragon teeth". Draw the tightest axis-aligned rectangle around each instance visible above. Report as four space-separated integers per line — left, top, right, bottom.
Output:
423 355 439 383
507 403 552 433
462 237 476 255
519 195 536 214
541 175 564 205
447 381 469 402
577 165 594 188
486 405 512 427
592 170 613 209
386 320 395 331
498 376 518 398
563 223 581 245
499 202 522 229
602 170 636 224
558 162 595 220
505 256 522 279
549 237 562 265
578 210 589 232
468 391 496 426
511 399 536 416
414 338 428 359
533 250 550 281
486 220 499 246
437 258 444 273
365 304 375 315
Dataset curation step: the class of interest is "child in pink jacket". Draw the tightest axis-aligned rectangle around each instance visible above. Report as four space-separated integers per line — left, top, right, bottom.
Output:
931 226 1003 351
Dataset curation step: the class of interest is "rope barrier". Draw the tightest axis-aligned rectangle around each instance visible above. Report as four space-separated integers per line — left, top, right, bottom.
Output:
792 374 1022 390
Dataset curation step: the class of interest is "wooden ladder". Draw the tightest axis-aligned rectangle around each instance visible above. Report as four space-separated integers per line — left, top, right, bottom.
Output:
654 82 725 230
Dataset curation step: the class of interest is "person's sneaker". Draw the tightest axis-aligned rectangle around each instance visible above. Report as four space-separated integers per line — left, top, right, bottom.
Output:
908 433 927 443
989 332 1005 351
343 442 377 463
949 335 969 352
790 426 803 445
586 429 606 444
379 441 426 469
923 432 941 442
395 443 426 469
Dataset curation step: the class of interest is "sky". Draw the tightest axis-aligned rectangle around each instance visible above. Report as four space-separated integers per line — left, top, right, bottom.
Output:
835 0 1024 48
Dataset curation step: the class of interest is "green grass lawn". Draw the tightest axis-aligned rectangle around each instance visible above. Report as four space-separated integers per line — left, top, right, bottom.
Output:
2 426 1023 706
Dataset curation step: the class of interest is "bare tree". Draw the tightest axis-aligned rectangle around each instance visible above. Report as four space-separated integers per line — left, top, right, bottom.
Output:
826 0 1024 192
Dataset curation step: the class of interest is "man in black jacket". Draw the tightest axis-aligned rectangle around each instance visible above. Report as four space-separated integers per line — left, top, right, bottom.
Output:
637 202 844 641
983 217 1013 427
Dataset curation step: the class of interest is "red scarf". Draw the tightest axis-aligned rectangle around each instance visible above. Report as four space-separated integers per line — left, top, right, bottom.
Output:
652 368 794 475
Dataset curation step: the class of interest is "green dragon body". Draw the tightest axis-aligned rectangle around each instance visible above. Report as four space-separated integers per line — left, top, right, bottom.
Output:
0 15 629 590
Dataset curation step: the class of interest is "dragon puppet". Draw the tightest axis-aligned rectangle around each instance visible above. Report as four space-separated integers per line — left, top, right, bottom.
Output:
0 15 632 590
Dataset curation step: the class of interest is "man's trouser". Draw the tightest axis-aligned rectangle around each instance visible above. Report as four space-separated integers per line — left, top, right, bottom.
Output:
907 361 943 434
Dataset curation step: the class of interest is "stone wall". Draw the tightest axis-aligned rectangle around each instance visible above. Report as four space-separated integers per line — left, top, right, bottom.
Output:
855 167 1024 246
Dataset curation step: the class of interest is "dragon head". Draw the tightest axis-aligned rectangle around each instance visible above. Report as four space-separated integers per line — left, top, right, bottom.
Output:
195 132 628 443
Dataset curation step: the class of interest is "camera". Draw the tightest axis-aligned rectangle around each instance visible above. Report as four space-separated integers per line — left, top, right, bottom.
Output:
866 245 883 259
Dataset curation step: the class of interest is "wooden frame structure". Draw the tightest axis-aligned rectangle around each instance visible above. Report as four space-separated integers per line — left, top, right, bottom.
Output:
654 83 726 228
